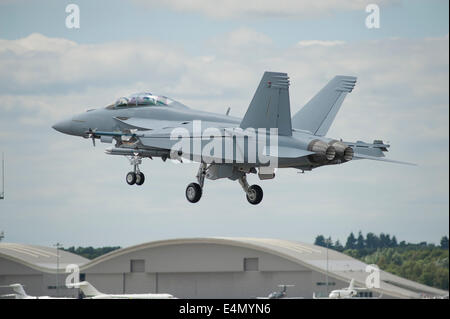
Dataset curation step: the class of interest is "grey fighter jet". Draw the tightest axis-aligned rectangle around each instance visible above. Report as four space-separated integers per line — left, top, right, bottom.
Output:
53 72 413 205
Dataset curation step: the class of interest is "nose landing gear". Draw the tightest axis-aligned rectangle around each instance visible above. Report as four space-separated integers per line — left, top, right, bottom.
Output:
185 163 207 203
185 182 202 203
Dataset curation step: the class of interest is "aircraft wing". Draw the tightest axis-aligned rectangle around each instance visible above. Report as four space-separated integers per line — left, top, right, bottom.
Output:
353 153 416 166
101 117 316 163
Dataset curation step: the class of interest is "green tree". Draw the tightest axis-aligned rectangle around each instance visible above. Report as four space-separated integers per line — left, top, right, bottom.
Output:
320 232 450 290
356 231 365 249
379 233 392 248
314 235 326 247
334 240 344 252
440 236 449 249
366 232 379 249
391 236 398 247
63 246 121 260
345 232 357 250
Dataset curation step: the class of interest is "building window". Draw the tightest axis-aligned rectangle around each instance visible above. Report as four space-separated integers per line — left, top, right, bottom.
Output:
243 258 259 271
316 282 336 286
80 273 86 281
130 259 145 273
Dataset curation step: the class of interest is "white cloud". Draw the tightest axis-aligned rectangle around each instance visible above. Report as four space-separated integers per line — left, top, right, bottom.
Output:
0 33 76 54
296 40 346 47
220 27 272 47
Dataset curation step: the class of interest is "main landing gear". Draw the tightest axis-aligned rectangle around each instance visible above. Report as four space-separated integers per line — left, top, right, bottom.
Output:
238 175 263 205
126 154 146 186
185 164 263 205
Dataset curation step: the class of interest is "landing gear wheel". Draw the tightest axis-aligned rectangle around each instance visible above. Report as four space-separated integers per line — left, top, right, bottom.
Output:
246 185 263 205
186 183 202 203
126 172 137 185
135 172 145 186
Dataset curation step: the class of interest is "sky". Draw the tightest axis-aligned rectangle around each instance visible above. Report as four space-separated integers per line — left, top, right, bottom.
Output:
0 0 448 248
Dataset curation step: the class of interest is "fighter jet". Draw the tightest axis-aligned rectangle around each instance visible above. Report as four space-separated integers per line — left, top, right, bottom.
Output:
53 72 413 205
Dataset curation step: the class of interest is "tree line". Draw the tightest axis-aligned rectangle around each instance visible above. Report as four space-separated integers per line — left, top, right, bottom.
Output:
315 232 449 252
62 246 121 260
314 232 449 290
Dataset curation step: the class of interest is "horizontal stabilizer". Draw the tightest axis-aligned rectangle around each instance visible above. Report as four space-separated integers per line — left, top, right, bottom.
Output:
240 72 292 136
292 76 357 136
354 153 416 166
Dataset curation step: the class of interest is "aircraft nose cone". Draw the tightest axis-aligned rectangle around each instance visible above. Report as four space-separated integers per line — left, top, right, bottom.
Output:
52 119 73 135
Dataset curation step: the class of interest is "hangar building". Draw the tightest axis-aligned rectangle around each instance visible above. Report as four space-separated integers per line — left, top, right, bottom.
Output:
1 238 447 298
0 242 88 298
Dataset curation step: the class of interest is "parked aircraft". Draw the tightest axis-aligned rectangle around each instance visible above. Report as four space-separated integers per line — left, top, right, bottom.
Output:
70 281 175 299
313 279 379 299
328 279 364 299
53 72 414 204
255 284 302 299
0 284 73 299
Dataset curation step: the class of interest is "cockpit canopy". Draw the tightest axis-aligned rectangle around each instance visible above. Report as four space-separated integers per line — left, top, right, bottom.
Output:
112 92 175 108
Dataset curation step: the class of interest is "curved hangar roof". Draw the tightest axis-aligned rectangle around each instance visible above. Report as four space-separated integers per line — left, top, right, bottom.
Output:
80 237 447 299
0 243 89 272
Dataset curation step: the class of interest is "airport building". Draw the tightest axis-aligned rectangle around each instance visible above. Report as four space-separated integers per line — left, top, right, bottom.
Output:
0 242 88 298
0 237 447 299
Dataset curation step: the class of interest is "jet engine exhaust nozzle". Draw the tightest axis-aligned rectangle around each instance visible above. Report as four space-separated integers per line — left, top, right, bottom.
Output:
343 146 354 162
308 140 336 162
326 146 336 161
329 140 354 162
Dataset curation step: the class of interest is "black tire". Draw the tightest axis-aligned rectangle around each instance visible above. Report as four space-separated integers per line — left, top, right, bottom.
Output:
246 185 263 205
135 172 145 186
185 182 202 203
126 172 136 185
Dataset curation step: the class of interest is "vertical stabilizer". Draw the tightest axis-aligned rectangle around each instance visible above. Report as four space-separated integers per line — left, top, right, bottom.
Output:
292 76 356 136
10 284 28 298
348 279 355 290
240 72 292 136
73 281 102 297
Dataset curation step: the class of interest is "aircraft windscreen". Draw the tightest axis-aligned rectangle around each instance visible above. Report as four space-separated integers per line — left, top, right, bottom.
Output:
113 93 171 107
